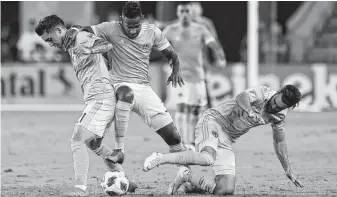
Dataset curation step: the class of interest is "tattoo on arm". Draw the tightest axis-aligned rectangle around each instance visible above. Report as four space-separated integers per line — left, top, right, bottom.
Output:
89 39 113 54
161 46 180 73
274 140 292 173
273 129 292 173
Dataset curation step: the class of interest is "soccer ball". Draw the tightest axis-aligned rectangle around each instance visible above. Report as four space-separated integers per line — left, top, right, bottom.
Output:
101 171 129 196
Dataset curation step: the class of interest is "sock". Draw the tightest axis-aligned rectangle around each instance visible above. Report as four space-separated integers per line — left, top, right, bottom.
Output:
92 144 113 158
162 150 214 166
115 101 132 150
187 113 198 145
168 143 185 153
174 111 188 144
93 144 125 172
185 171 216 194
71 140 89 186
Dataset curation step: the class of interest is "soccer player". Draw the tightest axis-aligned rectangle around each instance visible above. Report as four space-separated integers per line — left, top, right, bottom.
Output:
143 85 304 195
190 1 218 39
35 15 134 197
162 3 226 151
62 1 186 164
190 1 225 109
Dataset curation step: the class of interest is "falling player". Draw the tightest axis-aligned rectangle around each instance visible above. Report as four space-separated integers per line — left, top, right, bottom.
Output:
162 3 226 151
35 15 135 197
144 85 304 195
62 1 186 166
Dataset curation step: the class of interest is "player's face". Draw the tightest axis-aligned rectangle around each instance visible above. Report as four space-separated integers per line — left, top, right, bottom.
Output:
177 5 192 24
40 28 64 49
121 16 142 39
265 93 289 114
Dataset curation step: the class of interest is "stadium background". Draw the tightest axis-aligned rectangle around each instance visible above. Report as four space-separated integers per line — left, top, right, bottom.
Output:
1 1 337 197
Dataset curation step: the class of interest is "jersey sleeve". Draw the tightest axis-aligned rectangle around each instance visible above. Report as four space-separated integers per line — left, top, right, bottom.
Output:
91 22 113 42
244 86 264 103
68 32 103 60
76 31 102 48
203 17 219 39
153 26 171 51
201 25 216 45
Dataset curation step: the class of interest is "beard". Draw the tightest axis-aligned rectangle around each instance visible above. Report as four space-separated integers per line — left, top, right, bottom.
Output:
265 101 276 114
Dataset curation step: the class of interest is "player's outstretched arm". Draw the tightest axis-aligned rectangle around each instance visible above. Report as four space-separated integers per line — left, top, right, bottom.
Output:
161 46 184 87
272 124 304 187
236 92 265 124
74 39 113 55
63 25 94 50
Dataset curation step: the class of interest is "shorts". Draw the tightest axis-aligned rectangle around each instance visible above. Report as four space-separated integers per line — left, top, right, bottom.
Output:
77 91 116 138
175 81 207 106
113 82 173 131
194 115 236 176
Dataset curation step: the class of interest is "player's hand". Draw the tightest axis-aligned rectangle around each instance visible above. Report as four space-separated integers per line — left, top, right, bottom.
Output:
286 171 303 187
63 28 79 50
73 46 92 56
248 111 265 124
167 71 184 88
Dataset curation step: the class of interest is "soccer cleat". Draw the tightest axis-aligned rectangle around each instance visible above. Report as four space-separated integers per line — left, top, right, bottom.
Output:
143 152 164 172
167 166 190 195
59 187 89 197
106 149 125 164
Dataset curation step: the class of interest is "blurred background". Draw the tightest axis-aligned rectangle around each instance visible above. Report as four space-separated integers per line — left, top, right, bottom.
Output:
1 1 337 112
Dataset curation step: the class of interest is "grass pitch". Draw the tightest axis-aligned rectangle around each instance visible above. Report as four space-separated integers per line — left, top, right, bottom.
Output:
1 111 337 196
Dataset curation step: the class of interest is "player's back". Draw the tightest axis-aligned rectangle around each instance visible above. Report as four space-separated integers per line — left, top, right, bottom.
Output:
163 22 207 83
202 86 288 142
68 31 112 101
92 21 170 84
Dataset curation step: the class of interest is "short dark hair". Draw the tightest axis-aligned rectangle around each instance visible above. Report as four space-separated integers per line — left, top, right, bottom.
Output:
280 85 301 109
35 15 65 36
122 1 142 18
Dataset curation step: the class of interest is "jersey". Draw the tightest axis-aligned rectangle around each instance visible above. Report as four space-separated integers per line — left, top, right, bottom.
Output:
195 16 218 39
67 31 111 101
91 21 171 84
203 86 288 142
163 22 215 83
195 16 219 67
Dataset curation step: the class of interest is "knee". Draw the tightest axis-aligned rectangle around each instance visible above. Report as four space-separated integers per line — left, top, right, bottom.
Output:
116 86 134 104
213 175 235 195
86 137 103 151
71 123 97 150
156 122 181 145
